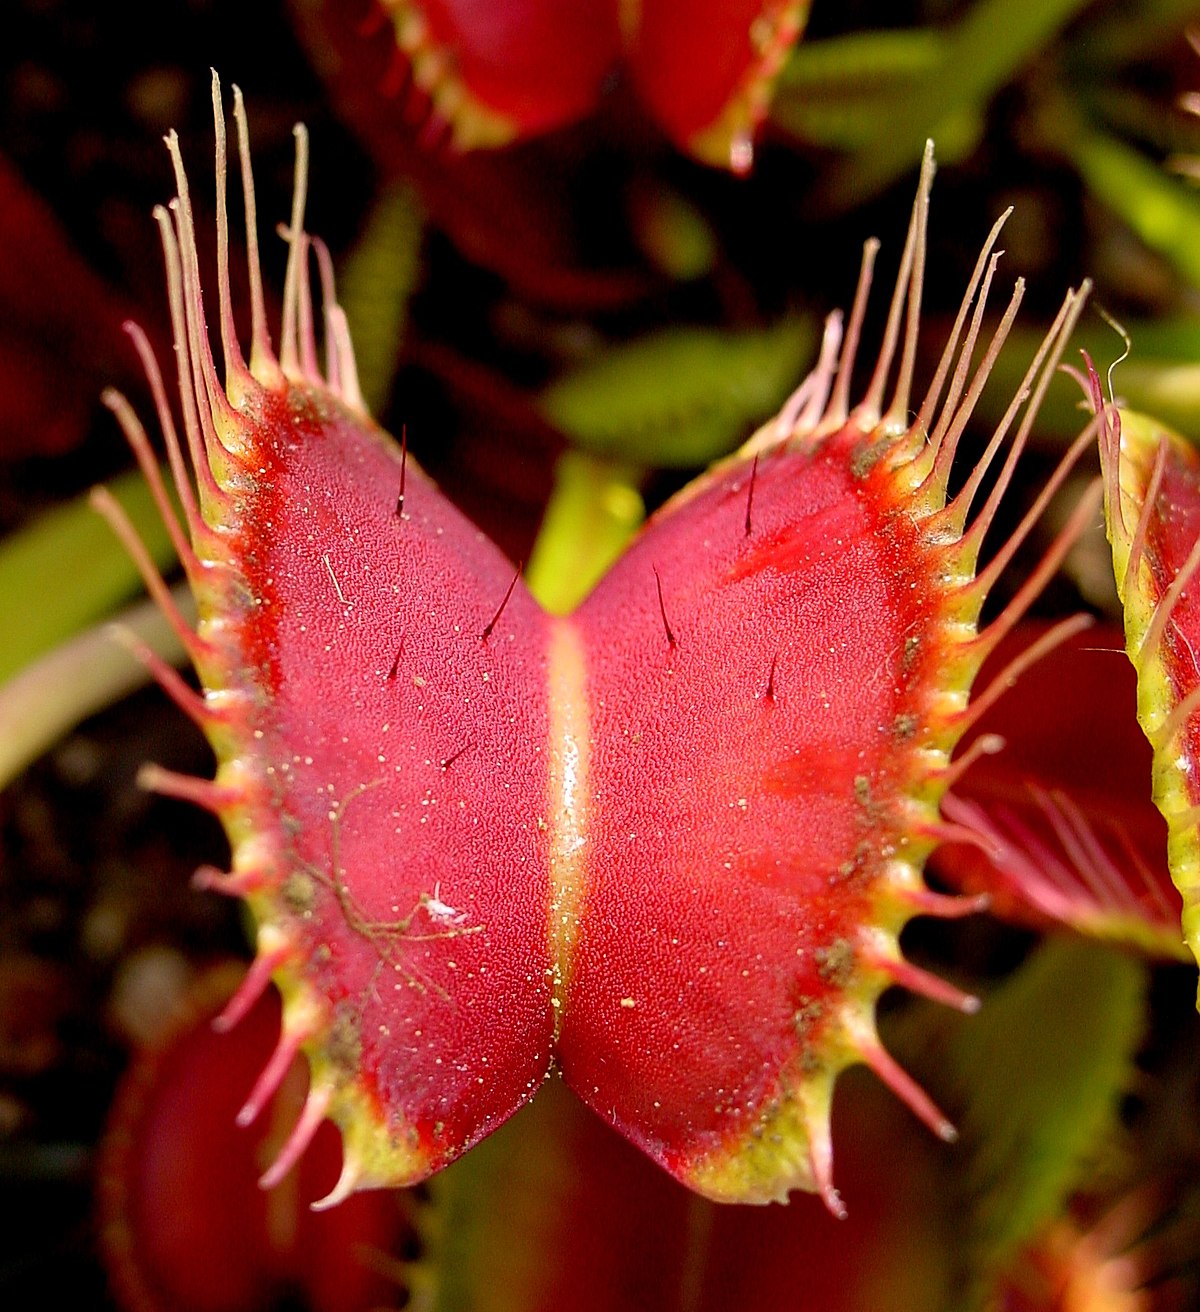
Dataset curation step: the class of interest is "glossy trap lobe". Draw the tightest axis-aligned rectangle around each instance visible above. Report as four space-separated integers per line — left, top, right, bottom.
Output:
99 82 1099 1215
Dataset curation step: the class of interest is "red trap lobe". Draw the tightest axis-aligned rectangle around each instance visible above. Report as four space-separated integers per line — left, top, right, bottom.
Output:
99 83 1099 1214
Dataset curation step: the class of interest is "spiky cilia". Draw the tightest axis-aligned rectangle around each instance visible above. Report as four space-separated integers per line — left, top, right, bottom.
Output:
98 74 1099 1215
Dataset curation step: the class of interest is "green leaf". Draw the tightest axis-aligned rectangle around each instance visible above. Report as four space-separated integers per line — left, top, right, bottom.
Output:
774 29 947 150
1068 127 1200 290
0 469 177 687
944 940 1146 1298
0 590 188 789
336 181 424 416
538 316 815 469
526 451 645 615
414 1085 621 1312
629 182 718 281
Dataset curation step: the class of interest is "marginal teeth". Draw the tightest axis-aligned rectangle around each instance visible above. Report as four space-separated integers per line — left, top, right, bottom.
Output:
214 936 292 1033
136 762 240 812
237 999 321 1129
191 864 266 897
310 1152 361 1212
259 1084 334 1190
859 1038 957 1143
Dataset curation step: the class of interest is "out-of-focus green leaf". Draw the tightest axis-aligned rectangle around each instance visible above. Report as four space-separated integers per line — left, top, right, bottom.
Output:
0 589 189 789
944 940 1145 1301
337 181 424 416
1069 127 1200 289
526 450 645 615
415 1090 574 1312
774 29 946 150
0 469 176 686
538 316 815 469
1070 0 1200 67
629 181 718 281
783 0 1092 208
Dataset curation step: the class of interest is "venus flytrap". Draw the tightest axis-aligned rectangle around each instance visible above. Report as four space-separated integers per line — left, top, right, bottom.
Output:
94 75 1105 1221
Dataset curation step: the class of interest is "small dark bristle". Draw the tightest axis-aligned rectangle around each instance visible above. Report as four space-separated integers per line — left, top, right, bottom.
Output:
395 423 408 518
764 650 778 703
440 740 475 772
653 566 677 650
744 454 759 538
480 561 523 641
386 635 406 681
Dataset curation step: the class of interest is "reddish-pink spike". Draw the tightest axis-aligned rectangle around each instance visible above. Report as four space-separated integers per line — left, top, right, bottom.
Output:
137 763 242 812
965 475 1103 666
917 818 1000 858
873 956 980 1014
937 733 1006 791
310 234 343 393
214 944 290 1033
164 142 239 441
954 613 1095 738
152 205 235 507
192 865 265 897
1123 437 1167 601
915 208 1012 442
967 424 1101 609
808 1130 846 1222
210 69 247 390
294 230 321 382
108 625 215 729
102 385 200 581
122 322 209 549
905 887 991 919
231 84 274 377
885 149 933 428
773 312 842 442
945 286 1087 551
237 1023 309 1129
279 124 311 378
861 1042 957 1142
481 561 523 641
856 141 932 425
259 1086 334 1190
826 239 879 428
921 258 1014 489
88 488 206 664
